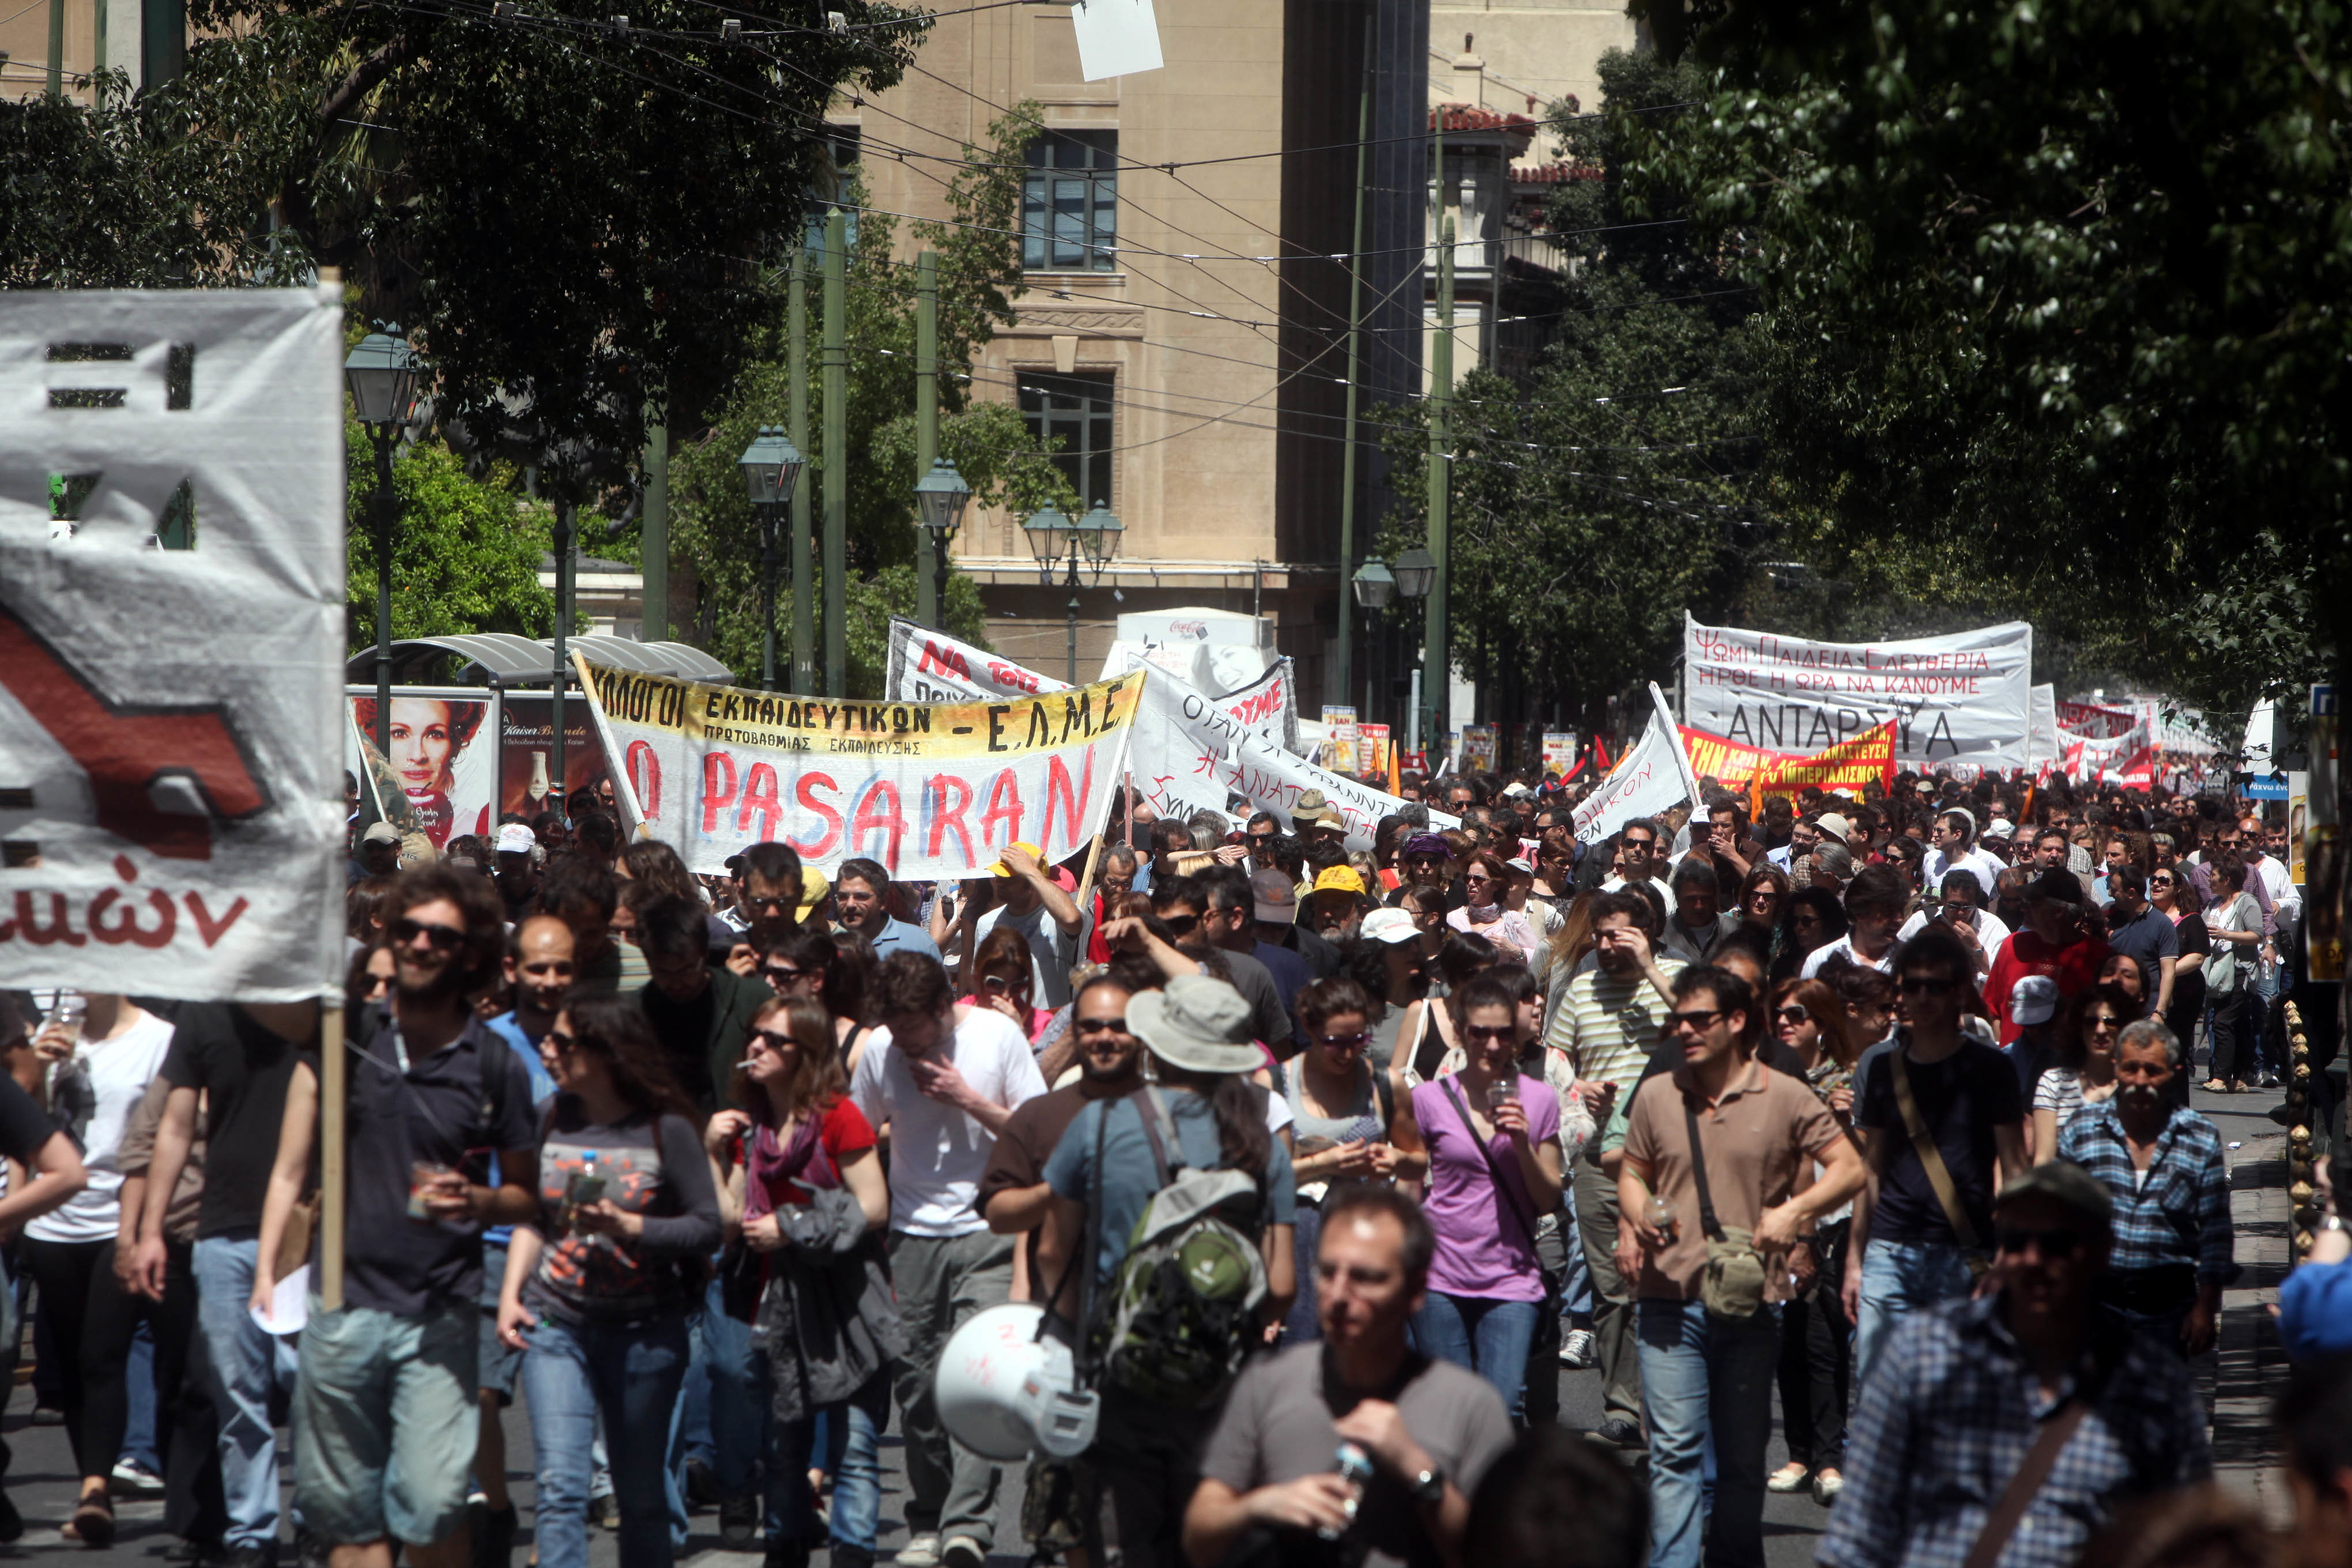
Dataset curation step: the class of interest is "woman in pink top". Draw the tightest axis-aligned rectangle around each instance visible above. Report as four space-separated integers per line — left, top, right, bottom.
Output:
1389 971 1564 1418
1447 850 1543 963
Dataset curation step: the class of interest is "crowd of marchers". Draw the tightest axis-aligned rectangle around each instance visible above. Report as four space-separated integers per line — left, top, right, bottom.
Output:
6 759 2352 1568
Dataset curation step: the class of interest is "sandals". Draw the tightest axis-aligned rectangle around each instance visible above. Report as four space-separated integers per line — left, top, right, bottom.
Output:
2229 1080 2251 1094
2202 1079 2227 1093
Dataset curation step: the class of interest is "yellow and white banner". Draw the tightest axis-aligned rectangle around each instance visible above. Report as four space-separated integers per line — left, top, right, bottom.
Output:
581 654 1137 880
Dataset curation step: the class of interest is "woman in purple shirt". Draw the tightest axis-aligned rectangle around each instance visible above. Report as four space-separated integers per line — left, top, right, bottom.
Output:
1391 971 1564 1418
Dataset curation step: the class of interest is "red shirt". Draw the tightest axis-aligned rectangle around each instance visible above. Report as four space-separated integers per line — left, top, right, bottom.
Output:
1985 929 2112 1043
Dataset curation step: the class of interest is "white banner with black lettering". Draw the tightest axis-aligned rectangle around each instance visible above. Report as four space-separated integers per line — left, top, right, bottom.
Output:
1684 613 2034 772
0 288 348 1000
1574 684 1702 844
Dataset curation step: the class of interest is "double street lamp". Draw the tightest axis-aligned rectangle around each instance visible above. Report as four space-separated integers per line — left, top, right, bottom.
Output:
1354 549 1434 759
1022 500 1123 684
739 426 809 692
344 329 421 757
912 457 973 630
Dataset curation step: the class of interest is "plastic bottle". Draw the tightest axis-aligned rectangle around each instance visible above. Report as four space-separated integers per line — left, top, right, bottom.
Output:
1318 1442 1375 1540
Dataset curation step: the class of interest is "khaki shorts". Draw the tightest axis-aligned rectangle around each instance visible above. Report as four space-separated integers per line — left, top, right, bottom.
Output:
295 1296 478 1546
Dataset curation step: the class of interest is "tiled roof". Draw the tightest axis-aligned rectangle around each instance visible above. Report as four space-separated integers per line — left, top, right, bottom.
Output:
1429 102 1540 137
1512 161 1604 184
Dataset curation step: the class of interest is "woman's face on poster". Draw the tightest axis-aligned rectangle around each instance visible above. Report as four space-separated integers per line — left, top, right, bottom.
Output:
391 699 457 794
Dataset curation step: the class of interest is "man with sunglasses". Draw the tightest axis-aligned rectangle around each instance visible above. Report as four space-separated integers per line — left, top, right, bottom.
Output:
1601 819 1678 918
1845 927 2026 1388
259 866 540 1568
1821 1163 2208 1568
1619 966 1862 1568
722 840 806 971
1894 869 2013 978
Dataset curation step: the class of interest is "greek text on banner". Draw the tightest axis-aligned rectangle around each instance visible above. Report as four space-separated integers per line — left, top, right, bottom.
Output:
580 654 1139 879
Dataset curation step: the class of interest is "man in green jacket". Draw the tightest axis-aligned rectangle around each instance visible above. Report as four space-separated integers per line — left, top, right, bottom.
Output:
638 893 773 1114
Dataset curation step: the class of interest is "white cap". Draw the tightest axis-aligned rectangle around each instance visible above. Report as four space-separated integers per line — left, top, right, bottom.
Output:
1359 908 1419 945
496 823 537 855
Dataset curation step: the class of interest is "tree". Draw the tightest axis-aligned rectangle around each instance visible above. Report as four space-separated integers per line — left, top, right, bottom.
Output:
667 109 1079 691
344 424 555 652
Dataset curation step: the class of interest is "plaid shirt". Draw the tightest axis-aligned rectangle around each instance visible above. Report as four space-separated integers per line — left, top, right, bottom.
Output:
1819 1294 2210 1568
2055 1101 2238 1285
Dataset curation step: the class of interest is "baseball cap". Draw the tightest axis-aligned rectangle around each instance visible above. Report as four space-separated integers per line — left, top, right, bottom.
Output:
1501 781 1532 800
989 840 1046 877
1359 908 1418 945
496 823 537 855
1127 975 1264 1074
797 866 831 920
1249 868 1297 924
2008 973 2060 1027
1311 866 1367 898
1814 813 1852 845
1994 1161 2114 1229
361 821 401 846
2027 868 2083 905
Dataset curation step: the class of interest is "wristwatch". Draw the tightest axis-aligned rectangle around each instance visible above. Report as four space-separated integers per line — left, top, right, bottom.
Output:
1409 1465 1447 1507
2324 1215 2347 1234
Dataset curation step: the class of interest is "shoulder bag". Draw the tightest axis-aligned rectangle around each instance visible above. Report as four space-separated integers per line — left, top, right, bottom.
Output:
1888 1047 1993 1279
1680 1093 1769 1320
1437 1079 1562 1298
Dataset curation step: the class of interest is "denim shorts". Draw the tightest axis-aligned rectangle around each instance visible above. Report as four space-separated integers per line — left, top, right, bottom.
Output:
296 1296 479 1547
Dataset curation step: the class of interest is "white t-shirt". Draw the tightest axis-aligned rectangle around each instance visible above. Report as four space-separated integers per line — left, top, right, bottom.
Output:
28 1010 175 1244
850 1005 1047 1237
1921 846 2007 900
1800 934 1899 980
1896 905 2013 965
973 900 1083 1009
1600 875 1678 918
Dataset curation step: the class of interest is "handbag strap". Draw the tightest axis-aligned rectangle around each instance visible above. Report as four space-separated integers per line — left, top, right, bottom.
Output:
1889 1047 1984 1252
1680 1093 1726 1245
1962 1399 2089 1568
1437 1079 1540 1245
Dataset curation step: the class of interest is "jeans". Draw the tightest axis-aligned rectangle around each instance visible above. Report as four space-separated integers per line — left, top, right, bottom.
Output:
889 1229 1015 1548
522 1311 691 1568
1574 1156 1642 1426
1853 1238 1977 1390
1283 1201 1325 1344
666 1275 762 1544
764 1370 889 1551
125 1320 160 1473
1559 1182 1595 1322
194 1235 301 1549
1637 1299 1781 1568
1412 1293 1542 1423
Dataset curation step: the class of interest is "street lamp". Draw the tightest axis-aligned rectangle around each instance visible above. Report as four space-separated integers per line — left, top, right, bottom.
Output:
344 328 421 758
1389 547 1435 762
1023 500 1122 684
739 425 807 691
1351 559 1396 733
911 457 973 631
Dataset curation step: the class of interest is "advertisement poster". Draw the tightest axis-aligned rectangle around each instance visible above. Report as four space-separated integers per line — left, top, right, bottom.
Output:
500 694 610 822
0 286 346 1002
1542 731 1580 777
1321 705 1359 774
581 654 1137 879
1684 613 2033 771
2308 684 2340 983
1460 724 1498 774
347 691 498 851
1359 722 1391 779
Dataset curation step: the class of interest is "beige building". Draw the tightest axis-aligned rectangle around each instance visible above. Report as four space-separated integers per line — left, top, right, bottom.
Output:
1 0 176 101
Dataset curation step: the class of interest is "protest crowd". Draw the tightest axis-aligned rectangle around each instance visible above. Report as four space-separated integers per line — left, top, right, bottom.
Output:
5 753 2351 1568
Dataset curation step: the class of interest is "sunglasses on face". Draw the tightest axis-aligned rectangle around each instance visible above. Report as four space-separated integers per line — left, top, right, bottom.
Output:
2086 1015 2121 1031
1667 1008 1724 1032
2151 875 2174 886
1996 1227 2085 1258
1162 913 1201 936
766 964 808 985
749 1028 794 1052
1899 975 1959 997
545 1029 578 1053
1465 1024 1516 1042
1623 838 1655 853
1314 1031 1371 1050
391 917 466 951
982 974 1023 994
1776 1004 1808 1025
1465 872 1498 886
1075 1017 1129 1036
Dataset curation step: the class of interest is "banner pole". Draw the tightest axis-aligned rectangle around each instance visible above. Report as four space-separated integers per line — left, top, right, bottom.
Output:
318 999 345 1311
1650 681 1706 815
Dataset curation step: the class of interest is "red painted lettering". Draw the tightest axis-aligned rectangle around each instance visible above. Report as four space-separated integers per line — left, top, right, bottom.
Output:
700 751 740 833
917 640 970 680
735 764 784 840
1040 746 1094 849
626 741 662 820
183 892 248 948
786 774 843 860
978 769 1025 850
849 781 908 872
926 774 976 864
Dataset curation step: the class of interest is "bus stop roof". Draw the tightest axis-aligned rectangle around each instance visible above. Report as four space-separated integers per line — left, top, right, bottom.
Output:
344 633 736 687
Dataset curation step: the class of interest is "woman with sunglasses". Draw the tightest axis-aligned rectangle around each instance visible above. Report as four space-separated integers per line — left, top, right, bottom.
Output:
496 998 723 1568
1386 972 1563 1418
2030 983 2131 1163
1765 978 1863 1505
707 994 894 1568
1770 885 1848 983
761 928 880 1076
959 926 1052 1045
1279 977 1415 1341
2151 868 2210 1061
1739 864 1791 934
1448 850 1543 964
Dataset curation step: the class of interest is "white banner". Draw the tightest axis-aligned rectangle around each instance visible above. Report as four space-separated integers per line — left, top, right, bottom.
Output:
585 654 1137 880
1683 613 2034 771
0 288 347 1001
1574 686 1700 845
2029 684 2060 769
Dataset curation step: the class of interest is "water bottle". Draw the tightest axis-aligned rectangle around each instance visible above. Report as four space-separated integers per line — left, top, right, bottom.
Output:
1318 1442 1375 1540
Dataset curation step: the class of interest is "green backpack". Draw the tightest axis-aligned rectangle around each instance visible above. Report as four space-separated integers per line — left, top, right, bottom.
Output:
1083 1087 1270 1410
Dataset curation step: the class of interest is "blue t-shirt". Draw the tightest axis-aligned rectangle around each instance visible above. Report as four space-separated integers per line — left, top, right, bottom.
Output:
483 1012 561 1248
1043 1087 1296 1284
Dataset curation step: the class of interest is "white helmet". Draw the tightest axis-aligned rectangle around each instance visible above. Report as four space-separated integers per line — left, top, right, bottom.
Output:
934 1302 1099 1461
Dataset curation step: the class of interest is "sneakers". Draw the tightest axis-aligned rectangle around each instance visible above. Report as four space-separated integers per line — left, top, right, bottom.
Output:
1557 1328 1596 1369
940 1537 987 1568
588 1494 619 1530
110 1458 167 1498
1766 1461 1811 1493
1584 1417 1644 1451
720 1497 760 1551
894 1534 943 1568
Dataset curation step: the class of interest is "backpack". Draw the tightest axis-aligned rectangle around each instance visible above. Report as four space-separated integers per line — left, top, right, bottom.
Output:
1083 1086 1270 1411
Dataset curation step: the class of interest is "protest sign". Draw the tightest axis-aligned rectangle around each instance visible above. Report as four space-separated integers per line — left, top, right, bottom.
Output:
1684 614 2033 771
2057 699 2138 739
582 654 1137 880
1574 685 1701 845
1359 722 1391 778
1679 721 1897 797
0 288 346 1001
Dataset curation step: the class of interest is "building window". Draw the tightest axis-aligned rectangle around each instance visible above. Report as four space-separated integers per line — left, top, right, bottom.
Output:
1024 130 1117 272
1020 370 1114 508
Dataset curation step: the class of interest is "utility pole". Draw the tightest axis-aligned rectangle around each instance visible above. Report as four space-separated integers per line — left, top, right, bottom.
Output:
551 499 575 804
821 208 848 698
1424 144 1454 759
47 0 63 97
915 250 941 628
1336 21 1373 717
789 250 815 695
642 409 669 641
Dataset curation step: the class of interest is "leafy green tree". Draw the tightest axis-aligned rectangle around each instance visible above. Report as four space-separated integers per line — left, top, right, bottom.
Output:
668 109 1078 692
344 424 554 651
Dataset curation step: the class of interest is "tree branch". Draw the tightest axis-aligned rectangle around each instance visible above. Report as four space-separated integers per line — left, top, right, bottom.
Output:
314 33 413 140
